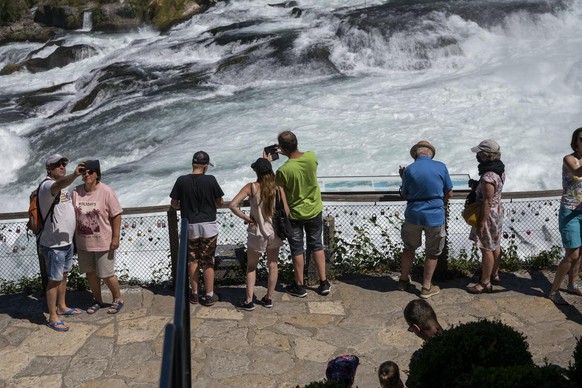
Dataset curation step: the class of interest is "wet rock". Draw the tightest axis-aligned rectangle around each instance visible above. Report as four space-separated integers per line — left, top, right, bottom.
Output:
34 5 82 29
148 0 213 31
0 16 56 46
268 1 299 8
91 3 142 32
0 44 98 75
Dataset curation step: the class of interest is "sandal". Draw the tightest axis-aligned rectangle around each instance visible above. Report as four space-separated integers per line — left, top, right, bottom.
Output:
467 281 493 294
87 301 105 315
107 300 124 314
46 320 69 332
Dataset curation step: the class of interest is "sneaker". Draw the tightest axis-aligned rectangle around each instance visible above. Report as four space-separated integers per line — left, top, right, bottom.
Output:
261 296 273 308
549 291 569 306
190 291 199 305
286 283 307 298
567 284 582 296
317 280 331 295
420 284 440 299
202 293 219 306
236 300 255 311
397 278 410 291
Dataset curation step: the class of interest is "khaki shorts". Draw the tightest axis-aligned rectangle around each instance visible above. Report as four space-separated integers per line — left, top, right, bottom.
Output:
401 222 446 256
77 249 116 278
188 235 217 268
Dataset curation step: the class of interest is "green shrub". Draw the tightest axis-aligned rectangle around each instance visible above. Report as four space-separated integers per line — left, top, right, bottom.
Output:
0 0 25 26
569 336 582 386
407 320 534 388
0 275 42 294
524 245 562 270
67 263 89 291
500 238 521 271
459 365 574 388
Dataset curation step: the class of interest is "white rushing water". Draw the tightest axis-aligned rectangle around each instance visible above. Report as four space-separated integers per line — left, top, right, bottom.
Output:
1 0 581 213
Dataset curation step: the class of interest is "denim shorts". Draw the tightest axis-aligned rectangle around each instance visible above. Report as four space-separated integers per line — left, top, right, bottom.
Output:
559 207 582 248
41 244 74 282
288 212 324 257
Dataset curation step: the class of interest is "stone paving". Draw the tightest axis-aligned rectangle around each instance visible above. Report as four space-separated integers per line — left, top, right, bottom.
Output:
0 270 581 387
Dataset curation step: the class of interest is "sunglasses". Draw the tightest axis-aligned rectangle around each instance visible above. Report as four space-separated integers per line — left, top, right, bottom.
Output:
407 325 415 333
83 170 96 175
51 161 67 168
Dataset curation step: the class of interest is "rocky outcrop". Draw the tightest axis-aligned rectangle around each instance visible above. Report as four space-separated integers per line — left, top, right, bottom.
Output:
0 14 57 45
91 3 143 32
0 44 98 75
148 0 214 31
34 4 82 29
0 0 216 46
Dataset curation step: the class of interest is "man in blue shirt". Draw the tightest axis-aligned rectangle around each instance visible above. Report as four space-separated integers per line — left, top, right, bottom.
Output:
398 141 453 299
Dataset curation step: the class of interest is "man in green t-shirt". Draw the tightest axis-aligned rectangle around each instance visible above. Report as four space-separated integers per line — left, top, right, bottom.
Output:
269 131 330 297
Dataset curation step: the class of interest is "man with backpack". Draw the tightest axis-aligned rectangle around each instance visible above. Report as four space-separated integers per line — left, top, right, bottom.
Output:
38 154 85 331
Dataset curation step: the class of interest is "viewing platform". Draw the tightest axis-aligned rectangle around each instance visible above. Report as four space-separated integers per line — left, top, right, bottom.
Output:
0 270 580 387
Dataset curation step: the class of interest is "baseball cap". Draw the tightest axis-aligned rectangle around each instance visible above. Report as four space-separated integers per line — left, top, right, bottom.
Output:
471 140 500 153
192 151 213 167
251 158 272 174
45 154 69 168
410 140 436 159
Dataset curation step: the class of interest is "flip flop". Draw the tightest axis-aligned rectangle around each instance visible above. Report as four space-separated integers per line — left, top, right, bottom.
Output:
57 307 83 316
46 320 69 332
107 300 124 314
87 302 104 314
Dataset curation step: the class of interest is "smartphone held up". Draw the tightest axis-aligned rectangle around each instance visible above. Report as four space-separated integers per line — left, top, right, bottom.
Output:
264 144 279 161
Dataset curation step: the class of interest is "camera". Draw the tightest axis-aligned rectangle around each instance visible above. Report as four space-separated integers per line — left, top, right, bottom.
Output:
264 144 279 161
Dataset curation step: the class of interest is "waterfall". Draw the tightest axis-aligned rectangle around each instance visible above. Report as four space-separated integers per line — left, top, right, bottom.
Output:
82 11 93 31
0 0 580 212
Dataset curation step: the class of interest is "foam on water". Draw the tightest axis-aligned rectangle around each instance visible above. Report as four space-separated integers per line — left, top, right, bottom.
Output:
0 0 581 212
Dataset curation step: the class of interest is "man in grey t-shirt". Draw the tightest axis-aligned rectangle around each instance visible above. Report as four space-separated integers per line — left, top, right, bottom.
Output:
39 154 84 331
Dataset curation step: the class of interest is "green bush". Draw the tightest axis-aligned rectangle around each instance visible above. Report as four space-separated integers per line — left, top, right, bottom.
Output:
407 320 534 388
0 0 25 26
459 365 574 388
569 336 582 386
66 263 89 291
524 245 562 270
0 275 42 294
500 238 521 271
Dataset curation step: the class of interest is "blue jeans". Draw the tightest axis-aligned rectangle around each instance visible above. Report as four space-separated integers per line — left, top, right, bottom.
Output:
41 244 74 281
288 212 324 257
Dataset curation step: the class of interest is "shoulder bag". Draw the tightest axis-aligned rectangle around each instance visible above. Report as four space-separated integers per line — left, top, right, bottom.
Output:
274 187 293 239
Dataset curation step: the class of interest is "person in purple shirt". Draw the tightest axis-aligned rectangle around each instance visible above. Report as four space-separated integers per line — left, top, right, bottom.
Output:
397 141 453 299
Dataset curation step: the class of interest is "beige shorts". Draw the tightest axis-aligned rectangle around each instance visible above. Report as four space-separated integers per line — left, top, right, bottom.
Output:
401 222 446 257
247 224 282 253
77 250 116 278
